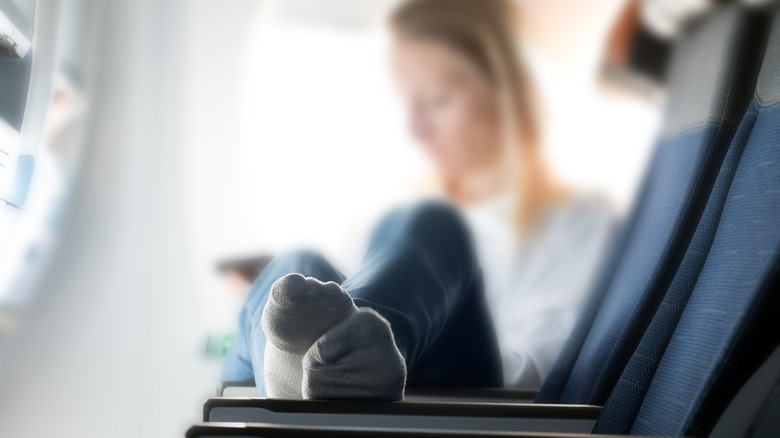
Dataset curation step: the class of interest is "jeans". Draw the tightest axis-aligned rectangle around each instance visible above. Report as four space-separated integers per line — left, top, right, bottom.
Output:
221 201 503 395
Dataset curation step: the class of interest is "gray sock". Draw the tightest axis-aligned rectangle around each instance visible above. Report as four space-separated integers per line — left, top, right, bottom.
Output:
261 273 358 399
302 308 407 401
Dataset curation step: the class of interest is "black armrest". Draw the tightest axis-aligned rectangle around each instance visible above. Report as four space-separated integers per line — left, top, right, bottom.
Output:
405 387 538 403
186 422 666 438
203 398 600 433
218 382 537 402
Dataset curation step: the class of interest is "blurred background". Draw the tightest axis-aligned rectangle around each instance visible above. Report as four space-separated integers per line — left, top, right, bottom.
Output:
0 0 671 436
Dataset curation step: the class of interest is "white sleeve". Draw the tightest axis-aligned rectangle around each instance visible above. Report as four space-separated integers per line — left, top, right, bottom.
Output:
500 302 582 388
499 205 617 388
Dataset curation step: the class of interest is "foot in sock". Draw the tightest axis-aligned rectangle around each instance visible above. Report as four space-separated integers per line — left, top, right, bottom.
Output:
302 308 407 401
261 273 358 398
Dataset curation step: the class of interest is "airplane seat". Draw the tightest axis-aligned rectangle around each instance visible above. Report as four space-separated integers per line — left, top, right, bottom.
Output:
598 14 780 437
539 2 772 406
591 9 780 434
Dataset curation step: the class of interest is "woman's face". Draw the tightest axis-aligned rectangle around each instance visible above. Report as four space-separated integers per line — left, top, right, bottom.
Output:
392 37 502 178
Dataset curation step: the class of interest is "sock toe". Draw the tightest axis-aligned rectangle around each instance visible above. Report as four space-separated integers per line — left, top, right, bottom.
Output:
302 308 407 401
262 273 357 354
261 273 358 399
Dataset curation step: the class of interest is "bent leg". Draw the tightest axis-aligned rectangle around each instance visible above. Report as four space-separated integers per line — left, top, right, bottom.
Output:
341 201 503 387
221 250 345 396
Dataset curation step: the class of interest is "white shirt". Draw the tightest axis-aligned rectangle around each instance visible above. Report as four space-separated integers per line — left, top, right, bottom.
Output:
462 194 616 388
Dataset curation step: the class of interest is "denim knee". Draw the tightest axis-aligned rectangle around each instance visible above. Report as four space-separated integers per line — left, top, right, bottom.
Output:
405 201 477 260
367 200 480 282
406 201 469 234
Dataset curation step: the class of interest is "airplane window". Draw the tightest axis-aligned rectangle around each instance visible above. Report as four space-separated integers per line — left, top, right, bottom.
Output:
0 0 87 333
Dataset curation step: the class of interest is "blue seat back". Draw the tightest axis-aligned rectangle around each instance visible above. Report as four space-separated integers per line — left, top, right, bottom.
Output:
613 18 780 434
537 4 771 405
592 99 764 434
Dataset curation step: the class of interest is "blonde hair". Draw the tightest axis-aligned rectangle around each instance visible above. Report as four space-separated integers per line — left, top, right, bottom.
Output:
391 0 568 230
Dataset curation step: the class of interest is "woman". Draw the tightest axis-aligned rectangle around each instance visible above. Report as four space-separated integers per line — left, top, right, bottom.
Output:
222 0 615 399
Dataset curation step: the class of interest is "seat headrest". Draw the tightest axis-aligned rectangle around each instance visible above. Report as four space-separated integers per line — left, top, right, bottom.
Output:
756 10 780 105
662 3 772 136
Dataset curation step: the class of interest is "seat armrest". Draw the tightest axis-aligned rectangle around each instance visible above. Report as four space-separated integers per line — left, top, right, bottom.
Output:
405 387 538 403
218 383 537 402
187 422 673 438
203 398 601 433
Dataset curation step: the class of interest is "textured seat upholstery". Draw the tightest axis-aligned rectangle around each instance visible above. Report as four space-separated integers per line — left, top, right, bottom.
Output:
593 10 780 435
537 4 772 406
